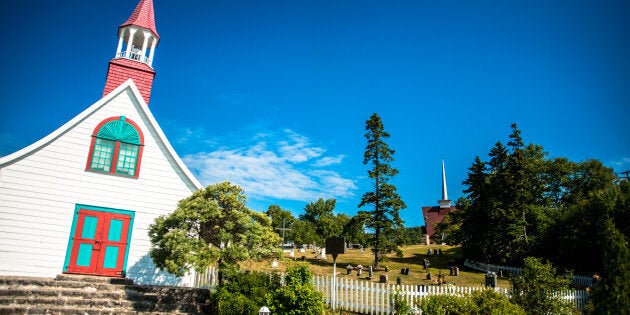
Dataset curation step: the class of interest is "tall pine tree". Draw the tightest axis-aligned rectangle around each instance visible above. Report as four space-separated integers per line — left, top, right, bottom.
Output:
359 113 406 267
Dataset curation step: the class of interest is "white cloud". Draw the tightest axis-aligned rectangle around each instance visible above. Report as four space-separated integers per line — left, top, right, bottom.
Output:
183 129 357 202
313 155 345 167
609 157 630 173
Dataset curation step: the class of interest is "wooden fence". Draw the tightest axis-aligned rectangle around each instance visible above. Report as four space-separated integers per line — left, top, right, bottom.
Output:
313 275 588 314
193 268 589 313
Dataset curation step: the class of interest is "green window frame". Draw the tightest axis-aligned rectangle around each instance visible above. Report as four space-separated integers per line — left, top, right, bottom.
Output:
87 116 144 177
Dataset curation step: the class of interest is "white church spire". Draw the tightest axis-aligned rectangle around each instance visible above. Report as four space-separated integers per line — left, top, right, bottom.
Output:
438 160 452 208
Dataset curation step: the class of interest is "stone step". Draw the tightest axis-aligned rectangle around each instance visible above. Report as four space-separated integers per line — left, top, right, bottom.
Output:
0 287 126 299
55 274 134 285
0 296 138 308
0 305 190 315
0 276 211 314
0 277 124 291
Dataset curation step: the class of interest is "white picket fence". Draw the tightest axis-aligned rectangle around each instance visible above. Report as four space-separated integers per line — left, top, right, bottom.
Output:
312 275 510 314
464 259 593 288
192 268 589 313
313 275 588 314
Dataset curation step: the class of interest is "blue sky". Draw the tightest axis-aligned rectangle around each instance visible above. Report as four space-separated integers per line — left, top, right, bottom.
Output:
1 0 628 227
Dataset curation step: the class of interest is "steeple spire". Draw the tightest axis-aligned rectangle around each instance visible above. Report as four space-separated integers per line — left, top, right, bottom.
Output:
119 0 159 40
103 0 159 105
438 160 452 208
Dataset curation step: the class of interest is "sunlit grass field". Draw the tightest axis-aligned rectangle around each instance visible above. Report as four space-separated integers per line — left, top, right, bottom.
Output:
241 244 511 288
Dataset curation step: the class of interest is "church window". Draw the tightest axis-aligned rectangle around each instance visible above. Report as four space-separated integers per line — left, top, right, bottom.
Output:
86 116 144 177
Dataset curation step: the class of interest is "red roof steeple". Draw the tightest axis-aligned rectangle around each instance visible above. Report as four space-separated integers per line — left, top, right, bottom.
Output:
103 0 160 105
119 0 159 40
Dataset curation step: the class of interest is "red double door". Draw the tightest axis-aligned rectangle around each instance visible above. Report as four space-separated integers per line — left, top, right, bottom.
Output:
65 209 131 277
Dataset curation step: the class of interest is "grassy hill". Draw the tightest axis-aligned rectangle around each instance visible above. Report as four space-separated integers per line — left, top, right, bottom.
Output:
242 244 511 288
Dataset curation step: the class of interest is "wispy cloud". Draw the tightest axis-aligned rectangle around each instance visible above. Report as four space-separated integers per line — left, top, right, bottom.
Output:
609 157 630 172
182 129 357 202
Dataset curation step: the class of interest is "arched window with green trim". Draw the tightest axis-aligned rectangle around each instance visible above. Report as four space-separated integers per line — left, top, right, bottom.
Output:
86 116 145 177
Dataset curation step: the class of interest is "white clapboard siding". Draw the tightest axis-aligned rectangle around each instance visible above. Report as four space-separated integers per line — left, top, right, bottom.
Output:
0 81 202 286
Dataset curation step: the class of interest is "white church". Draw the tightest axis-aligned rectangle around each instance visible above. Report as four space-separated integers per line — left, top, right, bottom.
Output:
0 0 204 286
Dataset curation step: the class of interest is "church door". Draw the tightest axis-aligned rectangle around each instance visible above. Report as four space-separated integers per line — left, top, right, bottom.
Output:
65 207 133 277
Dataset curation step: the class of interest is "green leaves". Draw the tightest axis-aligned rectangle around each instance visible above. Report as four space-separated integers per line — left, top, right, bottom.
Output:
360 113 406 267
148 182 281 276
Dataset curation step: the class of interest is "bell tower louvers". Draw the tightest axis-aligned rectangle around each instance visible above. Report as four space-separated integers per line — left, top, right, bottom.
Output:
103 0 159 105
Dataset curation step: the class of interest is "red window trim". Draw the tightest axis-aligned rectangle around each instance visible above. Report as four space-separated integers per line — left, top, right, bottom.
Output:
85 116 145 178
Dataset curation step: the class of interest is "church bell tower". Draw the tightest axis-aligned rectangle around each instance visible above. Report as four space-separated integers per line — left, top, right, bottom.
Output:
103 0 159 105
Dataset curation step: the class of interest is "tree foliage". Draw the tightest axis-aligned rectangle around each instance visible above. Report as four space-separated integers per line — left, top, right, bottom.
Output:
148 182 281 276
298 198 346 245
456 123 627 274
585 217 630 314
266 204 297 245
359 113 406 267
510 257 574 315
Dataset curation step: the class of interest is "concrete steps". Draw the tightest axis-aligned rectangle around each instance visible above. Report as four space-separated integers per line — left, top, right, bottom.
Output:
0 274 211 314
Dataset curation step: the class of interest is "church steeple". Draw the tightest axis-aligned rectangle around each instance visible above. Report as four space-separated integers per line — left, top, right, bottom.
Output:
438 160 452 208
103 0 159 105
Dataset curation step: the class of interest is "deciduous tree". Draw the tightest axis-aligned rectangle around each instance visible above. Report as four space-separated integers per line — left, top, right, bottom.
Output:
148 182 281 276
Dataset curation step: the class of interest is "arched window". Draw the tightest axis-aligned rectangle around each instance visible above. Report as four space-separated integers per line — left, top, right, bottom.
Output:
86 116 144 177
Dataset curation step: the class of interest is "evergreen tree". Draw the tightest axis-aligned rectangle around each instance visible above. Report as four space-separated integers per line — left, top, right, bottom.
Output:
358 113 406 267
586 217 630 314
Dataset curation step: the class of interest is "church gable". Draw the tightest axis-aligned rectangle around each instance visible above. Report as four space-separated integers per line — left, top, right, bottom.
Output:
0 81 201 281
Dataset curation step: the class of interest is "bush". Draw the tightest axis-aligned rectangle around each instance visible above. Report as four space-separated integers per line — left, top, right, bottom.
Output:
420 294 474 315
510 257 574 315
267 264 324 315
211 288 260 315
418 290 524 315
210 270 280 314
469 289 525 315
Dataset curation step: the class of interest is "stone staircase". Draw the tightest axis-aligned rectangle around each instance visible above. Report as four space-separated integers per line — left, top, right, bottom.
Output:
0 274 212 314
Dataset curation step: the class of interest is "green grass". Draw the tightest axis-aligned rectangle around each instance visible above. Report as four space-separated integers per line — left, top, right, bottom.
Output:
242 244 511 288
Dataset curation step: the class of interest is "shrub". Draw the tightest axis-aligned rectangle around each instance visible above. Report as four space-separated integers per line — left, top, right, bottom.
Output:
420 294 474 315
469 289 525 315
510 257 574 315
267 264 325 315
210 269 280 314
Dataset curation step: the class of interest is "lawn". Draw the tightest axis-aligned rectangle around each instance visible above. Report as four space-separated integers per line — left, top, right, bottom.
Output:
241 244 511 288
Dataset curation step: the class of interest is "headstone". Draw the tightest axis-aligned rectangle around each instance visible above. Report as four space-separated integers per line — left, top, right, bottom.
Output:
426 273 432 280
319 248 327 259
405 268 410 275
453 267 459 276
368 266 373 279
485 272 497 288
346 264 353 275
396 277 402 285
379 274 388 283
271 260 278 268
